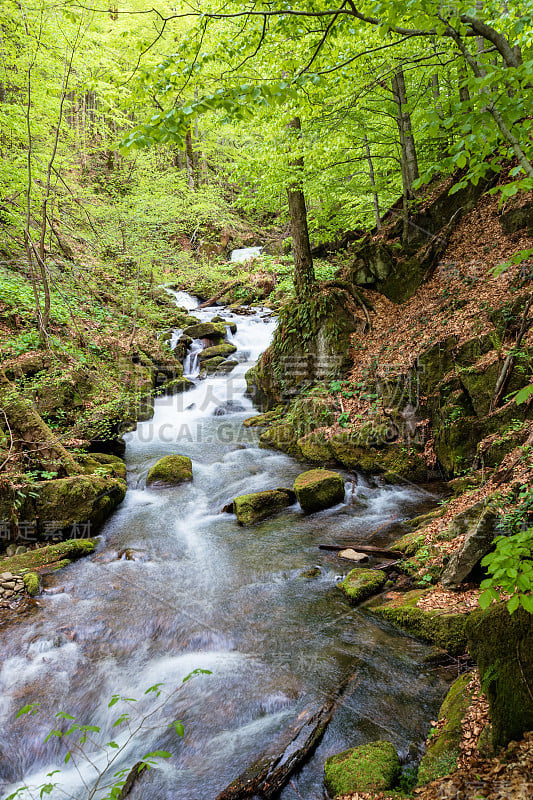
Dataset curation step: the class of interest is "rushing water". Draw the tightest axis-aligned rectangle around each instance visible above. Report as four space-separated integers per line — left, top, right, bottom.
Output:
0 293 449 800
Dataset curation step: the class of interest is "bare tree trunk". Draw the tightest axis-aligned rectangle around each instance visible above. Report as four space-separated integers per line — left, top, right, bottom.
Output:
392 68 419 199
286 117 315 298
364 135 380 230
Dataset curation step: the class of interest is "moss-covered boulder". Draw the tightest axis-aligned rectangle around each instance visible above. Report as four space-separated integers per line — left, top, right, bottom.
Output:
28 475 126 538
22 572 40 595
297 430 333 464
373 589 469 655
328 434 426 482
338 568 387 605
259 423 301 457
146 455 193 488
466 604 533 749
201 356 226 374
163 377 194 394
88 453 127 480
293 469 345 513
198 343 237 361
232 488 296 525
217 359 239 373
324 740 400 797
183 321 227 340
417 672 475 786
0 539 95 575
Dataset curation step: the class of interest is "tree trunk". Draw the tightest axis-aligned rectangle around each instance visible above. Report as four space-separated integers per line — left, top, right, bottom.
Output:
185 128 196 190
392 68 419 199
364 134 380 230
0 369 82 476
286 117 316 298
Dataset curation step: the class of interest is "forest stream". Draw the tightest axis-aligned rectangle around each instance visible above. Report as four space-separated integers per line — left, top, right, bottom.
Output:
0 290 450 800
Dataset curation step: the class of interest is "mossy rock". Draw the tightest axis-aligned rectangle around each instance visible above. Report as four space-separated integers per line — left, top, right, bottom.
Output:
338 568 387 605
417 672 475 786
201 356 226 374
260 423 301 457
217 359 239 373
466 604 533 749
146 455 193 487
297 430 334 464
243 408 284 428
163 377 194 394
30 475 126 538
293 469 345 513
183 321 227 340
88 453 127 480
391 530 426 556
299 566 322 579
324 740 400 797
373 589 469 655
22 572 40 596
232 488 296 525
0 539 95 574
198 343 237 361
328 434 426 482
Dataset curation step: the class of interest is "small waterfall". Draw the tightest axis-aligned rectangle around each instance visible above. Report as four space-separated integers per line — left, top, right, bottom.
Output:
231 246 262 262
183 339 204 378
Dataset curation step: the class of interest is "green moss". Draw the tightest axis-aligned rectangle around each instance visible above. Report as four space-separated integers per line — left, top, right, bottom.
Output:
197 342 237 361
338 568 387 605
243 407 284 428
146 455 193 487
324 740 400 797
299 566 322 579
466 605 533 749
328 434 426 481
201 356 226 374
391 530 426 556
233 489 295 525
88 453 127 480
183 321 227 339
163 377 194 394
373 589 469 655
293 469 345 513
297 430 333 463
52 558 72 571
22 571 40 596
260 423 301 457
417 672 475 786
1 539 95 573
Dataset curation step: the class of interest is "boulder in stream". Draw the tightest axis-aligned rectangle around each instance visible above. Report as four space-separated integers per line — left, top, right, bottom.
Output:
293 469 345 513
338 568 386 604
232 488 296 525
198 342 237 361
146 455 193 488
164 377 195 394
324 740 400 797
183 321 227 340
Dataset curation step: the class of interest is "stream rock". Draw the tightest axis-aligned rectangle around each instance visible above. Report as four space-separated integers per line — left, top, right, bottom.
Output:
417 672 476 785
324 740 400 797
338 568 386 604
183 321 227 340
440 500 499 588
232 488 296 525
198 342 237 361
146 455 193 488
293 469 345 513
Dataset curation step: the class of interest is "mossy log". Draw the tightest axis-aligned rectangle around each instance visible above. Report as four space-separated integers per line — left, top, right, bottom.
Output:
0 538 96 574
215 673 357 800
0 368 82 476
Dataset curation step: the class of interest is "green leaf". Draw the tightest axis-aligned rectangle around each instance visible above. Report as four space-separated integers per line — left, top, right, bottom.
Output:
479 589 495 610
16 703 40 719
520 594 533 613
507 594 520 614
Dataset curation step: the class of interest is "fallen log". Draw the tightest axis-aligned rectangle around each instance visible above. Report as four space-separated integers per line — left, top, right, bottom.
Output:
319 543 402 558
196 281 241 309
215 673 357 800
